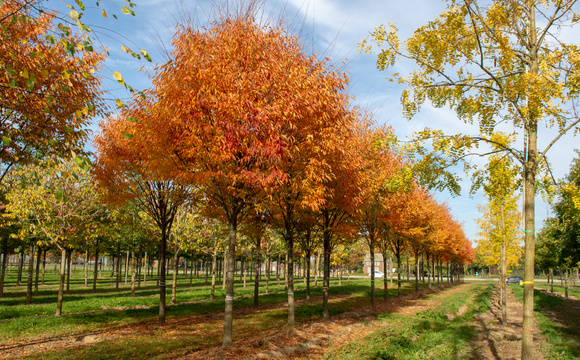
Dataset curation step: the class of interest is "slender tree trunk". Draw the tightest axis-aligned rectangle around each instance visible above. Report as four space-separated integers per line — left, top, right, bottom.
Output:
550 268 554 293
26 244 34 305
171 251 179 304
415 250 420 292
276 253 281 286
565 269 569 298
306 249 311 300
143 251 147 286
397 252 401 297
190 253 194 286
83 250 88 288
222 219 238 348
158 226 169 325
222 248 227 290
521 5 539 359
406 253 410 283
314 250 320 287
265 251 270 294
210 248 217 300
41 249 46 286
322 230 331 320
205 254 209 286
34 246 41 295
284 252 288 291
124 250 129 285
17 251 24 286
253 238 261 307
66 249 72 293
382 250 388 301
116 253 121 290
93 239 99 292
389 255 393 287
55 248 67 316
0 239 5 296
369 236 376 308
131 248 136 297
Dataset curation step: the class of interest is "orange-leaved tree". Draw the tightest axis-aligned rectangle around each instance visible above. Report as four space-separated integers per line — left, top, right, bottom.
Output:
129 16 357 345
93 111 191 325
1 0 105 181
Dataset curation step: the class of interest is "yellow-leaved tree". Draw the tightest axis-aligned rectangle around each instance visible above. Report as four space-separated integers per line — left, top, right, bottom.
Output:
361 1 580 357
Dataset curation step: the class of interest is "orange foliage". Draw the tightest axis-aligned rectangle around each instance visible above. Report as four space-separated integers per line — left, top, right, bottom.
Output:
1 0 105 171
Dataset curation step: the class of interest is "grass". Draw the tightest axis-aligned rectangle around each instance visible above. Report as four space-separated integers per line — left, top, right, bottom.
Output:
322 283 493 360
511 284 580 359
533 280 580 299
1 274 444 360
0 269 428 343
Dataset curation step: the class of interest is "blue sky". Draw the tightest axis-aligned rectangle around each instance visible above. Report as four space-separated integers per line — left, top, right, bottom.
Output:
55 0 579 244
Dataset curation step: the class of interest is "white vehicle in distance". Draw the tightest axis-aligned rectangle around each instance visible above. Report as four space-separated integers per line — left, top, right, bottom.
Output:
368 271 384 278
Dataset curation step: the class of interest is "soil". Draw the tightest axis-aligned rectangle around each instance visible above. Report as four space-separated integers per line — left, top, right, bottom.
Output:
469 285 546 360
0 283 555 360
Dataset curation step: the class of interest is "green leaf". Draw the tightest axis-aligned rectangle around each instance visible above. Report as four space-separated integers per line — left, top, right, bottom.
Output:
127 116 139 123
74 156 84 167
48 139 57 145
2 136 11 146
55 188 63 201
121 132 134 139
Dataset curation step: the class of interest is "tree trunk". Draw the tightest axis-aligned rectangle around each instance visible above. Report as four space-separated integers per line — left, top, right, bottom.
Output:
171 251 179 304
34 245 41 295
17 251 24 286
66 249 72 293
158 225 168 325
306 249 311 301
55 248 67 316
265 251 270 294
369 236 376 308
284 252 288 291
205 254 209 286
26 244 34 305
222 220 238 348
276 253 281 286
41 249 46 286
210 248 217 301
93 239 99 292
124 250 129 285
415 250 420 292
143 251 147 285
314 250 320 287
131 248 136 297
397 252 401 297
322 230 331 320
382 249 388 301
286 231 295 330
116 253 121 290
222 248 227 290
565 269 569 298
253 238 261 307
550 268 554 293
0 239 5 296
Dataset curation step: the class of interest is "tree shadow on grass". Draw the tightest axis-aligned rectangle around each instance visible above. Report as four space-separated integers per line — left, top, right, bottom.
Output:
533 289 580 358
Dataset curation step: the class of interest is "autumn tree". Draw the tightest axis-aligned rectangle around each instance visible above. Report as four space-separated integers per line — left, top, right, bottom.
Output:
129 12 357 344
362 1 580 356
93 114 191 325
1 0 106 180
474 144 523 324
5 158 101 315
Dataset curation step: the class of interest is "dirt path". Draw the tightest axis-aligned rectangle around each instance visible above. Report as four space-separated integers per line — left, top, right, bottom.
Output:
180 283 473 359
470 285 546 360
